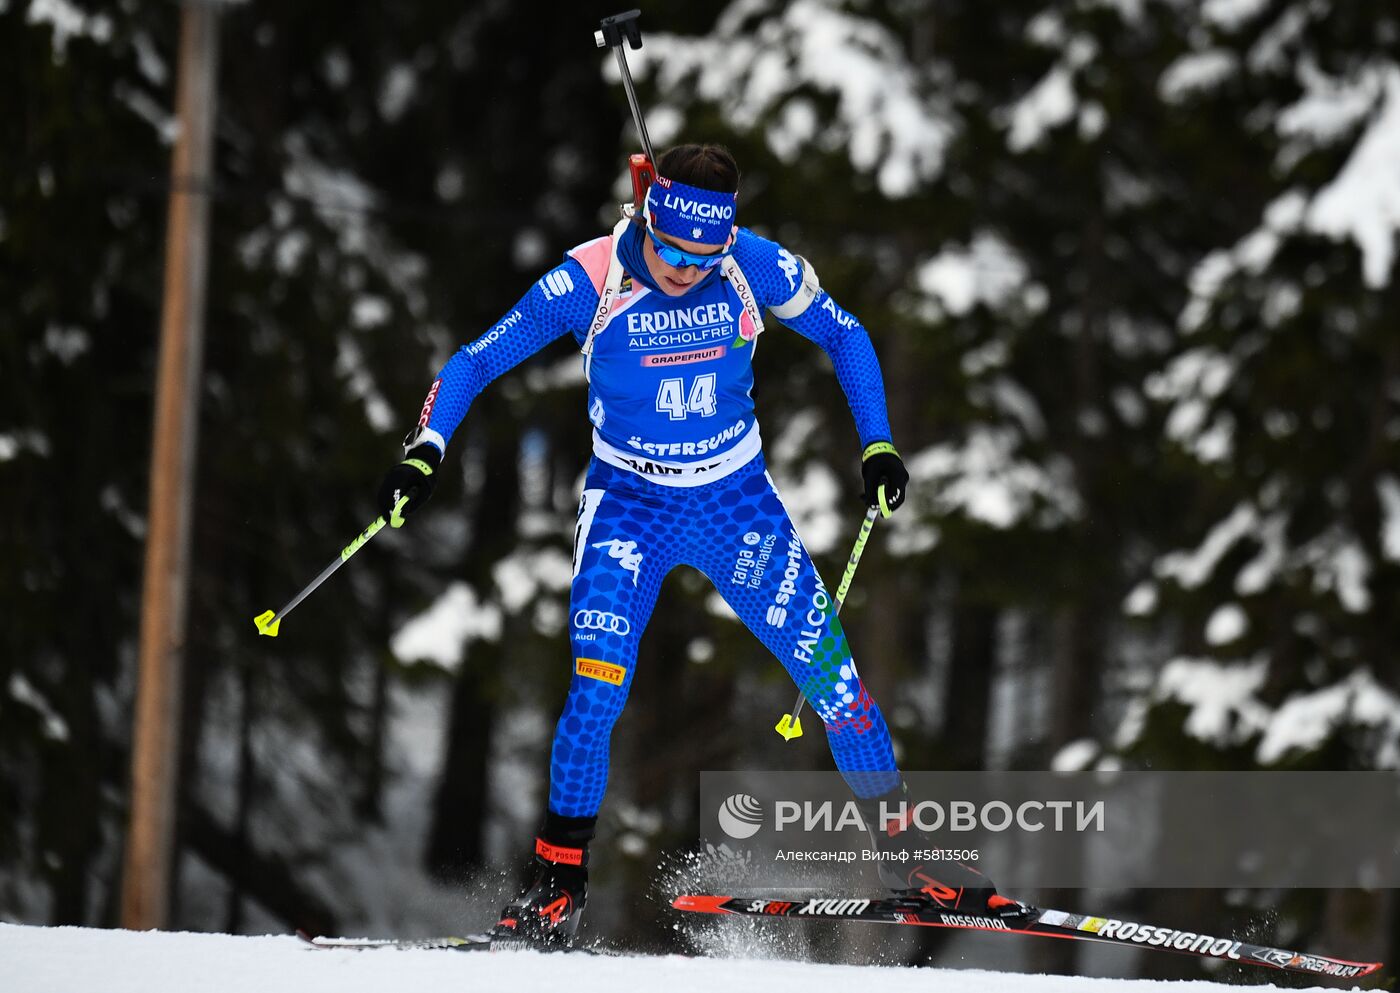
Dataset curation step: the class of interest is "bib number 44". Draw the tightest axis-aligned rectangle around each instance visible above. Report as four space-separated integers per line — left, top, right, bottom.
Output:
655 374 717 420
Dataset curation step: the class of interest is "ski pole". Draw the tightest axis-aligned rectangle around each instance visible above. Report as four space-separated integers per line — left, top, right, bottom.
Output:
595 10 656 166
774 488 884 741
253 495 407 638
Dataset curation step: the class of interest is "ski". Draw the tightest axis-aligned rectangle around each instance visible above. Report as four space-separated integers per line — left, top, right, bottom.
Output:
672 894 1383 981
295 928 599 954
297 929 495 951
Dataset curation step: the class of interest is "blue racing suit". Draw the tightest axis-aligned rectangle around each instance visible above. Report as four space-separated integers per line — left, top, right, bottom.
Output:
415 221 902 816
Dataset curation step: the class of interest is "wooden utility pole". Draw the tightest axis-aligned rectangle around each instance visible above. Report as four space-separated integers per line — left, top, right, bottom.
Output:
123 0 222 930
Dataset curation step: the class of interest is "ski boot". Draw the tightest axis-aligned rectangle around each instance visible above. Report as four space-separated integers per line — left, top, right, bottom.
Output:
855 785 1020 918
490 814 593 948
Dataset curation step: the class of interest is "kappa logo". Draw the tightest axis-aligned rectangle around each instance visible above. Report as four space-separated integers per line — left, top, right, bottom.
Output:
777 248 800 292
591 539 643 586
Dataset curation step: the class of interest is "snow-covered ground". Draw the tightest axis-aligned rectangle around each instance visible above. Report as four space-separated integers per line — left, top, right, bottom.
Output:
1 922 1370 993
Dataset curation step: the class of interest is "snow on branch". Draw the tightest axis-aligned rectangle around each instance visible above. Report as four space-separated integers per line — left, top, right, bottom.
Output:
617 0 956 197
1306 67 1400 288
392 582 503 672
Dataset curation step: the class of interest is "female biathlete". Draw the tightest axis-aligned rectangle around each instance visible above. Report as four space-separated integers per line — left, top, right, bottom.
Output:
377 144 994 944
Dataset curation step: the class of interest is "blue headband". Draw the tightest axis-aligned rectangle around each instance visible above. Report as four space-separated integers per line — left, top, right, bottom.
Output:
645 176 737 246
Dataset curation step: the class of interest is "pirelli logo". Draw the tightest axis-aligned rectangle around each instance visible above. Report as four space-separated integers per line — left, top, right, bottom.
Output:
575 658 626 686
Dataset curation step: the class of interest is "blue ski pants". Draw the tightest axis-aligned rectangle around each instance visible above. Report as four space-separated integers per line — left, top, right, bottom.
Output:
549 454 900 818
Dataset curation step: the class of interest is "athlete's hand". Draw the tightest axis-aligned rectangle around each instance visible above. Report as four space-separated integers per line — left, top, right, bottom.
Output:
377 442 441 527
861 442 908 517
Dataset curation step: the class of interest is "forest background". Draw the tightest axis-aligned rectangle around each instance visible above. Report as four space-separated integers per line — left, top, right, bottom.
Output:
3 0 1399 981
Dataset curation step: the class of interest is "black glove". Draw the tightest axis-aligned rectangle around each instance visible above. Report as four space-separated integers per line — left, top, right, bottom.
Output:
861 442 908 517
377 441 441 527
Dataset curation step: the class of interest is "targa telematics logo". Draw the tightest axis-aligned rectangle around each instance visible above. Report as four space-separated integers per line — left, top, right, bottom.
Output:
717 794 765 840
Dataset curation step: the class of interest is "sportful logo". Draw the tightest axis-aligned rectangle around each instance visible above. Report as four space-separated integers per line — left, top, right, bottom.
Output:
539 268 575 301
573 609 631 637
591 539 643 586
766 529 805 627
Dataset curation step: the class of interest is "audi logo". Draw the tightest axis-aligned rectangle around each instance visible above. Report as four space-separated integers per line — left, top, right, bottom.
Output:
573 610 631 636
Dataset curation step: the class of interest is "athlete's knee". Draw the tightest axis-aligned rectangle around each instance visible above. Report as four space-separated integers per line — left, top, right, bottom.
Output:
819 690 880 735
557 655 630 740
559 683 623 738
811 662 881 735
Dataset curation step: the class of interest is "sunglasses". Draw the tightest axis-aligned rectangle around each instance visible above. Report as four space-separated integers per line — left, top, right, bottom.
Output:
646 224 731 271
